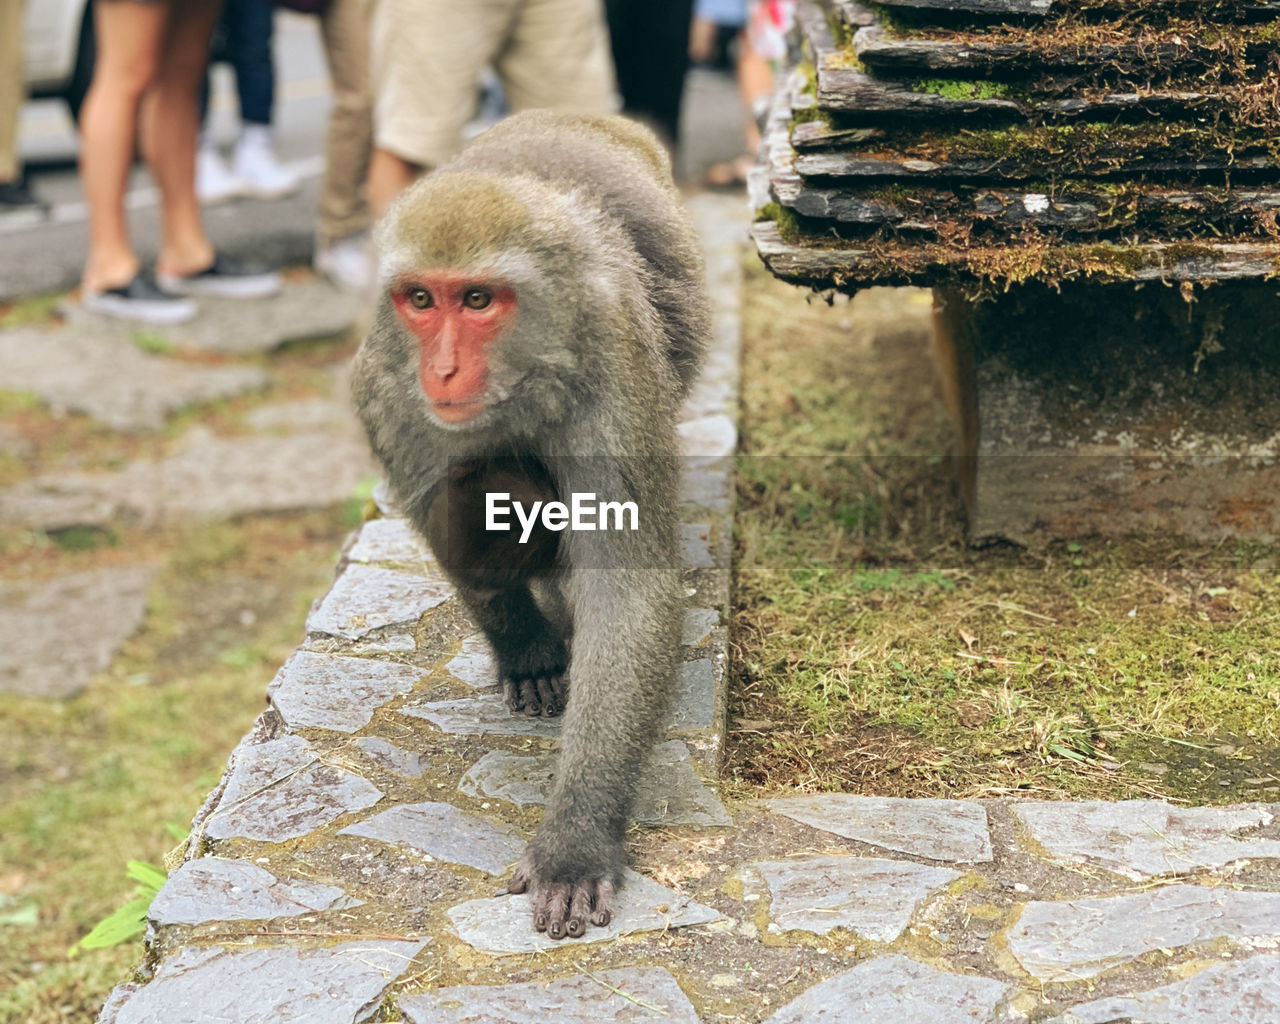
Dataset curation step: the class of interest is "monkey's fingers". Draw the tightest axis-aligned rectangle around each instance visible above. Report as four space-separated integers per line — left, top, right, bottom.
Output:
504 676 540 715
589 878 615 928
533 882 573 939
535 674 566 717
506 861 532 894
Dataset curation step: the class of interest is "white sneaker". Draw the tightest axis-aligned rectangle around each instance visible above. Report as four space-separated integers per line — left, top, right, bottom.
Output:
314 233 374 292
196 146 245 204
233 125 301 199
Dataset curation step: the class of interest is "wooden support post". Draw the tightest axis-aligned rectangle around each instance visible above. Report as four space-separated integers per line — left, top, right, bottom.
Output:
932 281 1280 546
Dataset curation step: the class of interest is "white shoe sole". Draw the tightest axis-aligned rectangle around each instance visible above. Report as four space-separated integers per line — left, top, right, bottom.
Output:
239 180 301 200
156 270 283 299
81 290 198 325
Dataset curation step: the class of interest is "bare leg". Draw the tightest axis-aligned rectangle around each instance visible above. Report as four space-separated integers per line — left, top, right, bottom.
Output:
146 0 223 278
368 147 423 219
79 0 167 292
703 29 773 188
736 31 774 156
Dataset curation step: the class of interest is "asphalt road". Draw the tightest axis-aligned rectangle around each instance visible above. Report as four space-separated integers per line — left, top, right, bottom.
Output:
0 12 746 304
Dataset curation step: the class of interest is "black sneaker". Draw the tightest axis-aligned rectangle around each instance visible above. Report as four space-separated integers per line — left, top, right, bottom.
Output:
0 180 49 215
81 270 199 324
156 251 282 299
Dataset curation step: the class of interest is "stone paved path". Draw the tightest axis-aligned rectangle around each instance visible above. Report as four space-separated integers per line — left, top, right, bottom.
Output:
0 282 375 698
90 194 1280 1022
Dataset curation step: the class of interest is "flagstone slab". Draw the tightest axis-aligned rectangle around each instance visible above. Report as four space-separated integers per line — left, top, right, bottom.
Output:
399 691 561 738
204 735 383 842
681 608 719 646
268 651 421 733
339 801 525 875
97 939 426 1024
754 855 960 940
768 795 993 863
0 430 375 530
1051 955 1280 1024
679 522 714 567
443 633 497 688
399 967 700 1024
1009 884 1280 981
1012 800 1280 879
148 858 361 926
0 566 153 698
0 325 268 431
354 737 424 778
762 954 1011 1024
344 518 435 566
672 659 716 731
458 741 732 826
448 868 722 954
306 565 453 640
66 277 364 356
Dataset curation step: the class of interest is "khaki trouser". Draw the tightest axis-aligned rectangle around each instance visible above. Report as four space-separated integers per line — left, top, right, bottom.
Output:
0 0 24 182
317 0 372 243
370 0 615 169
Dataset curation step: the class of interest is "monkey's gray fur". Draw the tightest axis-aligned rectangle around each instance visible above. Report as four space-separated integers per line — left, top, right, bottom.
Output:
350 110 710 938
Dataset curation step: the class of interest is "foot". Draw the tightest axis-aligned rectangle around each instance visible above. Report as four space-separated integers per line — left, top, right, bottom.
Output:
233 126 300 199
500 631 568 717
0 179 49 215
156 252 282 299
314 232 373 292
196 147 245 204
81 270 198 324
507 836 622 939
703 154 754 191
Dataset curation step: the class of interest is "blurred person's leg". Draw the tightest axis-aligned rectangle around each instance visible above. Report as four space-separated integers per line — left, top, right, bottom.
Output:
145 0 279 298
603 0 693 149
315 0 374 288
196 4 245 203
142 0 222 278
368 0 508 216
0 0 43 209
227 0 298 196
500 0 615 117
79 0 167 293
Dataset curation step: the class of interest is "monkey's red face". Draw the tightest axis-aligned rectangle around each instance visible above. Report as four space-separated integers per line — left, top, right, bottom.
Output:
392 273 518 424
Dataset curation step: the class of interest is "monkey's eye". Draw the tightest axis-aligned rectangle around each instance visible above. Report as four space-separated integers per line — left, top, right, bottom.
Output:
408 287 433 310
463 288 492 310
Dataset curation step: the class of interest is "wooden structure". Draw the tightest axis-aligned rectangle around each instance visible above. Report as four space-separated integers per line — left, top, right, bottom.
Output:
751 0 1280 544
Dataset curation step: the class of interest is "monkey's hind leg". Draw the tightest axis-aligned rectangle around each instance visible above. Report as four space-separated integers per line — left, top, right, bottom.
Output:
458 585 569 717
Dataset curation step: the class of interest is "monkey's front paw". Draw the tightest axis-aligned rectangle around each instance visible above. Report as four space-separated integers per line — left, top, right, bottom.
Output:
507 861 615 940
499 635 568 717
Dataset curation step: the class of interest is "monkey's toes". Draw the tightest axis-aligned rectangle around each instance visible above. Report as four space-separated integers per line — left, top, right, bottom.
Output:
504 673 566 717
530 878 613 940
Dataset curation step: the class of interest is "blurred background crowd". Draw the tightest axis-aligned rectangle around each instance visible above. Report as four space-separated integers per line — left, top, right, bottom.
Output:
1 0 795 323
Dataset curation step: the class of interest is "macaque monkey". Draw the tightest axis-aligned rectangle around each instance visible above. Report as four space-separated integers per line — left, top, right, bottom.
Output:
351 110 710 939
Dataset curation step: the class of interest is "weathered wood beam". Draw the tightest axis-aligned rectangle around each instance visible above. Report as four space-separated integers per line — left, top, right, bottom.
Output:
794 148 1280 184
851 24 1266 78
873 0 1052 14
753 219 1280 290
773 180 1280 234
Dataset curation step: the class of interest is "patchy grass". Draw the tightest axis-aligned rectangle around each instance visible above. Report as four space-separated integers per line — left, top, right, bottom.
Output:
727 264 1280 803
0 511 353 1024
0 285 364 1023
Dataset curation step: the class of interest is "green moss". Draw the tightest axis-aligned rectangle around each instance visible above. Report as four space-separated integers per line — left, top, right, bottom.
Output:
915 78 1009 100
755 201 806 245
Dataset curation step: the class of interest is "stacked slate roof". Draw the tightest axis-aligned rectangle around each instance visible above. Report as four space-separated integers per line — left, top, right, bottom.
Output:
750 0 1280 292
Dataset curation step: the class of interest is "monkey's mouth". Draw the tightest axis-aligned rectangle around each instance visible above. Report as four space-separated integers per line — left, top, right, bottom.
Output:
430 398 491 424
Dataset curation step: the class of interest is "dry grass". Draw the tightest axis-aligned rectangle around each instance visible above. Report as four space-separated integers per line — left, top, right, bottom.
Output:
726 263 1280 803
